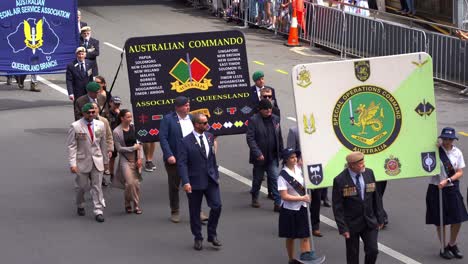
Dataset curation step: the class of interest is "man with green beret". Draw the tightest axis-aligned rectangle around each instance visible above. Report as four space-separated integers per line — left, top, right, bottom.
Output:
67 102 109 223
74 81 106 120
332 151 385 264
250 70 279 110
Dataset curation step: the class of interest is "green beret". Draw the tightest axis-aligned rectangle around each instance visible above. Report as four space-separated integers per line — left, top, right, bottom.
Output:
81 103 94 113
86 81 100 92
252 71 264 81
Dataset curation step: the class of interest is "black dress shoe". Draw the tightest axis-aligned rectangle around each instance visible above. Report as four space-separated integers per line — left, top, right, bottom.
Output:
322 200 331 207
447 244 463 259
77 208 85 216
440 247 454 259
193 240 203 251
95 214 105 223
208 237 222 248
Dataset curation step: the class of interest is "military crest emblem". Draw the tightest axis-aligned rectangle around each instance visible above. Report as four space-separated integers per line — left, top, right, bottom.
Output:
421 152 436 173
354 60 371 82
415 99 435 118
7 17 59 55
303 113 316 135
308 164 323 185
296 65 312 88
169 55 212 93
384 155 401 176
332 86 402 154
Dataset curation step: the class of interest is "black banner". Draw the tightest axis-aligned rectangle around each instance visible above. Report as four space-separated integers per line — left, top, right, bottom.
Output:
124 30 253 142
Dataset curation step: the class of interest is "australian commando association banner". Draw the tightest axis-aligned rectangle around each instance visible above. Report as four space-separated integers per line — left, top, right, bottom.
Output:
125 30 253 142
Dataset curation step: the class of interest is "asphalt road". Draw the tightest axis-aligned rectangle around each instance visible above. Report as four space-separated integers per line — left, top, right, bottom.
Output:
1 1 467 263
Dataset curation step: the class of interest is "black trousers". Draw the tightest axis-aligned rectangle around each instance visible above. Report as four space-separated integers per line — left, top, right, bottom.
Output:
164 163 181 213
376 181 388 222
309 189 322 231
345 228 379 264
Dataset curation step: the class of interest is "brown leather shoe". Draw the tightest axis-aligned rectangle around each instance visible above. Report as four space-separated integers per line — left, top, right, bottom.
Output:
312 230 323 237
251 198 260 208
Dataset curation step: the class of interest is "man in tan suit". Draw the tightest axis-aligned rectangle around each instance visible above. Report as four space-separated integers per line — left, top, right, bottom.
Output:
91 102 114 186
74 81 106 121
67 103 109 222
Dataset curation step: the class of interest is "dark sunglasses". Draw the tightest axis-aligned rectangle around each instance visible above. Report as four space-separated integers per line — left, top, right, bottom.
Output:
262 95 272 99
86 111 96 114
197 122 208 125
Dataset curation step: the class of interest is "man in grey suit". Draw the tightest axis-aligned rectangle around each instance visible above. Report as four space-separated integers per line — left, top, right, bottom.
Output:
67 103 108 223
74 82 106 121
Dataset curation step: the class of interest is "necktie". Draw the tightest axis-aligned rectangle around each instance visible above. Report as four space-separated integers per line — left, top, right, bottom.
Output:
87 123 94 142
80 63 85 75
355 174 363 200
199 135 206 157
84 40 88 48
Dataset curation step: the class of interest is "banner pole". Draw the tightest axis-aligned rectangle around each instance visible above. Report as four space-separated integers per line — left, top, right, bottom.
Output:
100 51 124 115
307 189 316 253
438 186 445 253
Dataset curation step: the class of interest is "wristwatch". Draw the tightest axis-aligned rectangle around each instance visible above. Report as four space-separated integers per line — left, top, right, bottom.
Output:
447 178 453 184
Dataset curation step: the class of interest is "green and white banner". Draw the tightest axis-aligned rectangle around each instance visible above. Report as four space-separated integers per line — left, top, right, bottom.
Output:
292 53 439 189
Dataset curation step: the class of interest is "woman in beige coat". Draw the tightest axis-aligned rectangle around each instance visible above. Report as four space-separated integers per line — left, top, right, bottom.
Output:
112 109 143 214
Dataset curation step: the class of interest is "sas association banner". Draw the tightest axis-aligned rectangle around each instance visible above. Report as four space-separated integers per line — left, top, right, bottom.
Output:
292 53 439 189
125 30 253 142
0 0 79 75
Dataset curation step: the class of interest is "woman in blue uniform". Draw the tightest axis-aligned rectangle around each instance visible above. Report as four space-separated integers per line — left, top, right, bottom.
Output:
426 127 467 259
278 148 325 264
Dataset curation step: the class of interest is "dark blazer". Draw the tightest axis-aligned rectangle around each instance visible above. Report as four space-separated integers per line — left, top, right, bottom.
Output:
332 168 385 235
66 59 96 98
159 112 192 162
177 132 219 190
74 93 107 120
286 126 300 152
246 113 283 164
80 37 100 61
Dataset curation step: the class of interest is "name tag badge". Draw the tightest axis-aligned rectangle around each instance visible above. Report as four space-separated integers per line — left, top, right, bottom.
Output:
77 132 87 139
87 69 92 76
366 183 376 193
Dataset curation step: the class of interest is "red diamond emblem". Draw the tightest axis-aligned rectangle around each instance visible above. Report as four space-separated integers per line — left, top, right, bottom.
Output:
245 120 249 126
211 122 222 130
149 129 159 136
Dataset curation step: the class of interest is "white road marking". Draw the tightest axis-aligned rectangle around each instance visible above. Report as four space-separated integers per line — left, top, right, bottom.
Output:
104 42 124 52
37 74 421 264
287 116 297 122
37 76 68 95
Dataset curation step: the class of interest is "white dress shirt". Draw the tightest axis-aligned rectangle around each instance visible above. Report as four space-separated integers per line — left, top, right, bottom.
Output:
192 131 209 157
278 166 307 210
178 114 194 137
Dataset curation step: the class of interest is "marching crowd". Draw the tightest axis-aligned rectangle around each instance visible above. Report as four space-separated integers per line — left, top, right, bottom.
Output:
2 7 462 264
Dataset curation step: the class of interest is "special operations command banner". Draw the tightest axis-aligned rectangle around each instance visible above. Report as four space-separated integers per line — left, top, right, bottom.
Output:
125 30 253 142
0 0 79 75
292 52 439 189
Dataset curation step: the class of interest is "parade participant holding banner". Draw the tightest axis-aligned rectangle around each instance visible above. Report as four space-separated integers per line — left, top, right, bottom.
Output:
160 96 194 223
332 151 384 264
112 109 144 214
15 74 40 92
66 47 96 102
278 148 325 264
247 98 283 211
78 10 88 32
66 103 108 223
426 127 467 259
178 114 222 251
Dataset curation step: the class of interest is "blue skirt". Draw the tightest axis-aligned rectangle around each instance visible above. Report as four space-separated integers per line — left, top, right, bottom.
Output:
278 206 310 238
426 182 468 226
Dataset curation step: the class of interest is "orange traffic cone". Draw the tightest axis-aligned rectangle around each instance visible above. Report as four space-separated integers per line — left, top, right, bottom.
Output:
285 7 300 47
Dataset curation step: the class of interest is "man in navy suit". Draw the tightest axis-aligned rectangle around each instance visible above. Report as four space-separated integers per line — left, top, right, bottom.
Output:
80 26 100 75
66 47 96 102
178 113 222 251
160 96 194 223
332 151 384 264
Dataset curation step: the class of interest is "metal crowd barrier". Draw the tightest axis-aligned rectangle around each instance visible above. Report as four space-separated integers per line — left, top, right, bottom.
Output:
186 0 468 88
